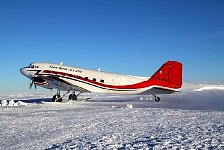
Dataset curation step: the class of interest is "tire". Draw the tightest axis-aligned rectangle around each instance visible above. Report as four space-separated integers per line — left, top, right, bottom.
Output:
155 97 160 102
72 94 77 100
52 95 56 102
69 94 77 100
69 94 72 100
53 95 62 102
57 97 62 102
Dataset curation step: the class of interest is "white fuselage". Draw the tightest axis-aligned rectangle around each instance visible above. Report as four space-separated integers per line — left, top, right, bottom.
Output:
21 63 151 94
20 61 182 95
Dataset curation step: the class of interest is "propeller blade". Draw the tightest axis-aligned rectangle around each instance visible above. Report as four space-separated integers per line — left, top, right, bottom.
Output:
29 80 34 89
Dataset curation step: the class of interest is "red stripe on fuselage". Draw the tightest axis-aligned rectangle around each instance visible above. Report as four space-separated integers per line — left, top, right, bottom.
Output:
42 70 178 90
34 81 48 85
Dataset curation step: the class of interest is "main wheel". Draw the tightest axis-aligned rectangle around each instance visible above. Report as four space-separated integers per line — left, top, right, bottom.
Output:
57 95 62 102
52 95 57 102
69 93 77 100
68 94 72 100
155 97 160 102
52 95 62 102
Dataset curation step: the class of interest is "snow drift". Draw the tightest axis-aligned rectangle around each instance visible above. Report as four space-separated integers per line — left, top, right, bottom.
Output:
0 99 28 106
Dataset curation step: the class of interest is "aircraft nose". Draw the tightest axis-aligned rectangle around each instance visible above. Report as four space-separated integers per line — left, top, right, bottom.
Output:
20 68 25 75
20 67 32 79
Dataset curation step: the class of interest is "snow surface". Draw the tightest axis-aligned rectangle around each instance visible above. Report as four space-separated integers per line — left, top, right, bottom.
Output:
182 83 224 91
194 85 224 91
1 83 224 149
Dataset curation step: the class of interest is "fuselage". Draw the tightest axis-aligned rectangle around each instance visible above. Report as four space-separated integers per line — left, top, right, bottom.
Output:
20 61 182 95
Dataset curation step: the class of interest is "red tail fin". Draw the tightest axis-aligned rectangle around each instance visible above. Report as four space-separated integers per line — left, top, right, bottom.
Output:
150 61 182 90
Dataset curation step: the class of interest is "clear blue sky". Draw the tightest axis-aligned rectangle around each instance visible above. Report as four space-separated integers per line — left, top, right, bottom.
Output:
0 0 224 92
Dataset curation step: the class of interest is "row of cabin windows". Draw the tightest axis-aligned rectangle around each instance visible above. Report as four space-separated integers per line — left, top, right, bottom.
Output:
85 77 104 83
50 71 104 83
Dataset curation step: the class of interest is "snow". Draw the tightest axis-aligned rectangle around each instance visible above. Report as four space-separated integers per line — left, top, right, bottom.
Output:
0 83 224 149
194 85 224 91
126 104 133 108
1 99 28 106
182 82 224 91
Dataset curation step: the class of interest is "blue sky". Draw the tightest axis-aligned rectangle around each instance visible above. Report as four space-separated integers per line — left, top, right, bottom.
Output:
0 0 224 92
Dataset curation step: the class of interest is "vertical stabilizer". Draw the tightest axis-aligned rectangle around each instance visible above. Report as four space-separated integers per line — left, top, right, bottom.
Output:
150 61 182 90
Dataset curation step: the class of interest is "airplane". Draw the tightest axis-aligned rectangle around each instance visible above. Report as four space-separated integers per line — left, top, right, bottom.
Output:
20 60 182 102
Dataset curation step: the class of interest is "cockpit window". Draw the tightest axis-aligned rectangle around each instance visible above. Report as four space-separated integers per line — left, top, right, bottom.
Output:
29 64 34 68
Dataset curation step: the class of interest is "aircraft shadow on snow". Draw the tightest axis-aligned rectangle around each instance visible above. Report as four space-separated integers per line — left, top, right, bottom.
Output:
16 98 52 104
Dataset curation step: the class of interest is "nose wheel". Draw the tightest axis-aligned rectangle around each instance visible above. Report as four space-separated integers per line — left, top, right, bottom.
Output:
152 94 160 102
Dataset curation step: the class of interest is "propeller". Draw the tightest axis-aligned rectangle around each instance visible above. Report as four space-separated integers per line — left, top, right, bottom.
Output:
29 79 37 90
28 76 46 90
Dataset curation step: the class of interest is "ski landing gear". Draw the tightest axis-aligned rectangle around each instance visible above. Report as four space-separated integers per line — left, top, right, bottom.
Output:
152 94 160 102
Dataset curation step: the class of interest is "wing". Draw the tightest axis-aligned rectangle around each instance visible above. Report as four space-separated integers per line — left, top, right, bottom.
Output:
38 75 90 92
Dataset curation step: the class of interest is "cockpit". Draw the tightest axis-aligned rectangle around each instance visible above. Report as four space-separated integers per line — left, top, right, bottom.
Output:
28 63 39 69
29 64 34 68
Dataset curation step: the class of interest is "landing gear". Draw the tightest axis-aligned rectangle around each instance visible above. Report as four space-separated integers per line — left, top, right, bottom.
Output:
52 89 62 102
152 94 160 102
52 91 84 102
52 90 70 102
68 92 83 101
52 94 62 102
69 92 77 100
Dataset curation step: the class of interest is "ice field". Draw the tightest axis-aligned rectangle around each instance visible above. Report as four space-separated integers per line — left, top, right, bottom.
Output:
0 83 224 149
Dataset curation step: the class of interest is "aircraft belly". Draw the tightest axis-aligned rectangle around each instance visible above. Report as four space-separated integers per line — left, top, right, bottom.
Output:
43 78 74 91
139 87 175 95
67 78 102 93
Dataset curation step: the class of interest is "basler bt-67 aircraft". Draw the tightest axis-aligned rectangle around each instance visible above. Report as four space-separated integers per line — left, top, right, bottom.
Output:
20 61 182 102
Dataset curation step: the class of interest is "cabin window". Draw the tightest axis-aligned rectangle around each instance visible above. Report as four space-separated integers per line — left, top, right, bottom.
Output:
77 76 81 79
85 77 88 80
100 79 104 83
47 71 50 73
69 74 73 77
93 78 96 81
54 72 58 74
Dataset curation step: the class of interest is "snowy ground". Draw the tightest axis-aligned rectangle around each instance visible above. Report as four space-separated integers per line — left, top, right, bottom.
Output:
1 84 224 149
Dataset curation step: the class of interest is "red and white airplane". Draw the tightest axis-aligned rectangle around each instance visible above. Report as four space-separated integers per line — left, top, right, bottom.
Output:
20 61 182 102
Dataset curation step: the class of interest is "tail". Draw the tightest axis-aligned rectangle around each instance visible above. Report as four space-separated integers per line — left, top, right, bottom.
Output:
149 61 182 91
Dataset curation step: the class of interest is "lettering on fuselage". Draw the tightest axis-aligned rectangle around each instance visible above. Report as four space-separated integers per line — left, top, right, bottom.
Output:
49 65 58 69
153 77 168 82
75 70 82 73
49 65 82 73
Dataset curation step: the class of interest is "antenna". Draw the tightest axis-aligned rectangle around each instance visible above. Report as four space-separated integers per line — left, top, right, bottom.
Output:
60 62 63 65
